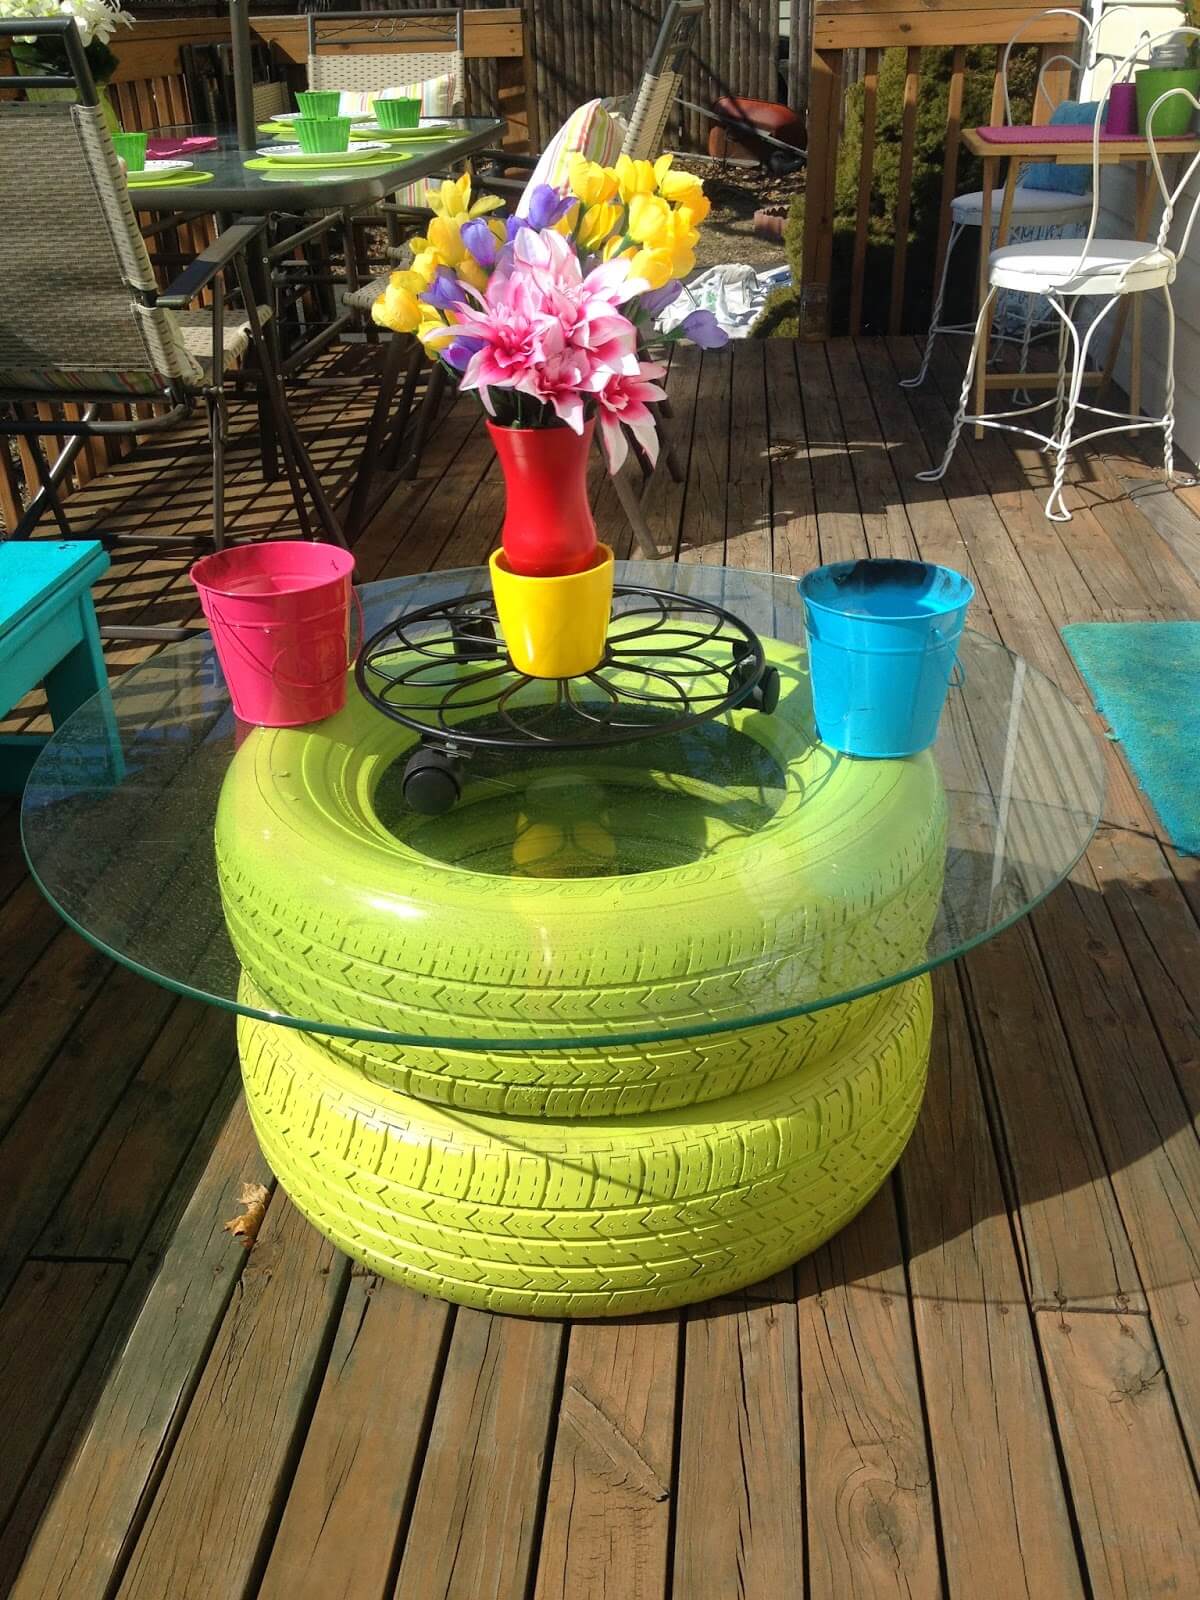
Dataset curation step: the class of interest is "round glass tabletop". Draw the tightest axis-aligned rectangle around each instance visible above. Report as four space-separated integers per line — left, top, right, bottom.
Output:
20 564 1104 1050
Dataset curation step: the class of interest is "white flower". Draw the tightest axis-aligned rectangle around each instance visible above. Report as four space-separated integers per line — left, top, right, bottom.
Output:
58 0 134 48
1 0 134 47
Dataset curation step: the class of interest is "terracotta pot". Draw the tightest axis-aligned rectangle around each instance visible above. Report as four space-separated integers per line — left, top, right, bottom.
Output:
487 419 599 577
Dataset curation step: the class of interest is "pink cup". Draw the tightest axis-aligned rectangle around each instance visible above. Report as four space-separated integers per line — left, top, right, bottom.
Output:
191 540 360 726
1106 82 1138 136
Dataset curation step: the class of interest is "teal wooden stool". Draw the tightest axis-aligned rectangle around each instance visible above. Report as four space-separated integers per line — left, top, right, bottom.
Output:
0 541 122 793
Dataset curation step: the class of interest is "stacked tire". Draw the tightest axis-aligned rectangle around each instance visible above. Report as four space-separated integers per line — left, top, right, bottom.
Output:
219 641 945 1317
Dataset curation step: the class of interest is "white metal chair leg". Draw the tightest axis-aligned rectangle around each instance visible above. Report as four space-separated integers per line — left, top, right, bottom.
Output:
1163 283 1177 483
1046 294 1113 522
901 220 963 389
916 286 998 482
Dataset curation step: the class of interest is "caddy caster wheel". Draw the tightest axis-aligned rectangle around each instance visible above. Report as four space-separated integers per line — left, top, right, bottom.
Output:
451 610 498 661
729 658 780 714
402 746 462 815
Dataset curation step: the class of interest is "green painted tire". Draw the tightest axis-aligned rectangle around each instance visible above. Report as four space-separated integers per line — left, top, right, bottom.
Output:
239 972 933 1318
217 640 946 1117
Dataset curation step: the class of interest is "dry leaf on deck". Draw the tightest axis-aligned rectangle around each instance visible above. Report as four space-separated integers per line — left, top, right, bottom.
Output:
223 1181 270 1248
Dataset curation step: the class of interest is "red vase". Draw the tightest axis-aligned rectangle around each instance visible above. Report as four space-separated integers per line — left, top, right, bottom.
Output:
487 419 599 577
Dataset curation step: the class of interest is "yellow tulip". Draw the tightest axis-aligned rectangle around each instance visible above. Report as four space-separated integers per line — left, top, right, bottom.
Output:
576 200 621 250
418 316 457 353
653 153 674 185
568 155 619 206
409 247 440 284
659 169 705 205
426 216 466 266
603 236 637 262
458 254 490 292
626 192 672 246
675 190 711 226
372 271 424 334
626 247 674 289
428 173 472 219
426 171 505 221
554 201 581 236
615 153 657 203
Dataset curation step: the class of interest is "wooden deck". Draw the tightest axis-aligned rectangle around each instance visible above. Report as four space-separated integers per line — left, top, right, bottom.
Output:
4 336 1200 1599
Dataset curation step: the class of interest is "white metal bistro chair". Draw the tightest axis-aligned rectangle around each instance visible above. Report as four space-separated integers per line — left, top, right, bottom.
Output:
919 24 1200 522
903 7 1134 391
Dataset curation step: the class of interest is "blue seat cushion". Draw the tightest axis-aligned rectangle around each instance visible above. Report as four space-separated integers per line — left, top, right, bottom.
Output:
1018 100 1101 196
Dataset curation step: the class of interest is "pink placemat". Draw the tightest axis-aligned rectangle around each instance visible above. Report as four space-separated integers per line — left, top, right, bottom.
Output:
977 123 1192 143
146 135 219 159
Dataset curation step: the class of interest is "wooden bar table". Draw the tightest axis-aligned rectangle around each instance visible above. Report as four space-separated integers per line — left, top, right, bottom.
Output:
960 126 1200 429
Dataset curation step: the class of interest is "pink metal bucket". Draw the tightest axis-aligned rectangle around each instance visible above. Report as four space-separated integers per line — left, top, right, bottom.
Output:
190 541 359 727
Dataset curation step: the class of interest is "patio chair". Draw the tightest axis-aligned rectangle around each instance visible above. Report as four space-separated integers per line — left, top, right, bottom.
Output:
919 25 1200 520
902 5 1150 391
340 0 702 544
0 19 343 608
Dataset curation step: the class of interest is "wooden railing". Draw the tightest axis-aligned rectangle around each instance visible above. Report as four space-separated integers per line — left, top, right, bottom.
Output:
798 0 1078 338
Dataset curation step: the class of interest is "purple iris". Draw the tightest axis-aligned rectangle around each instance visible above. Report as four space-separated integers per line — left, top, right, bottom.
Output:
676 308 729 349
638 279 684 318
443 335 485 372
505 213 530 242
421 266 464 312
522 183 575 230
461 217 499 268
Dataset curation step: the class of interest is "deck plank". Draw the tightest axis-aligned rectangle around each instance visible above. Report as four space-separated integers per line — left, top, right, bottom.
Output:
673 1296 804 1600
392 1309 566 1600
0 1261 124 1530
532 1317 679 1600
765 340 819 579
8 1095 269 1600
258 1271 452 1600
677 349 731 564
1036 1308 1200 1597
900 970 1087 1600
114 1194 348 1600
796 1187 942 1599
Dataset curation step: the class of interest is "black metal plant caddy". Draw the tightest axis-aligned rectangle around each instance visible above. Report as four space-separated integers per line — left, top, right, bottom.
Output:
355 581 782 814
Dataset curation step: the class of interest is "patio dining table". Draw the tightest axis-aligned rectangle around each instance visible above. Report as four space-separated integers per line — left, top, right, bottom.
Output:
960 124 1200 424
126 117 505 215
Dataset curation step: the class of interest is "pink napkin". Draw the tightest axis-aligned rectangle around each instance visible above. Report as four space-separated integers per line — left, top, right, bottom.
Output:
977 122 1191 144
146 135 219 160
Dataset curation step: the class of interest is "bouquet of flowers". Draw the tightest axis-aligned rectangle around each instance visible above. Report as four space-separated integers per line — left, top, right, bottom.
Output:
372 154 728 474
5 0 134 111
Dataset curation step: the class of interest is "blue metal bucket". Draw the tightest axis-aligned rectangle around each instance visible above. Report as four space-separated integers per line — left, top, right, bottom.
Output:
799 559 974 757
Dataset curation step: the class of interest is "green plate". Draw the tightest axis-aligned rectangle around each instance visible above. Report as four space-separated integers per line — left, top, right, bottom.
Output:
350 119 462 141
252 140 399 167
126 169 215 189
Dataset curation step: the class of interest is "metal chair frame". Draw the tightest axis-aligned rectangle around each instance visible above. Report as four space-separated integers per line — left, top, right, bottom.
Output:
920 24 1200 521
0 20 343 594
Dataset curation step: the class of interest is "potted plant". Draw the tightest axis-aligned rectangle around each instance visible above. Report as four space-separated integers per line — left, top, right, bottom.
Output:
3 0 134 133
372 160 728 679
1135 24 1200 139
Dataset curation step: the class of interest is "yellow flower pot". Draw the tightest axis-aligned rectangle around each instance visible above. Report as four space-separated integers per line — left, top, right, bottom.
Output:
489 545 615 678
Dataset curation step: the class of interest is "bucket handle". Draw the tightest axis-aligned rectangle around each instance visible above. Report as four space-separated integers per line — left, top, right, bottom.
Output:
931 625 967 690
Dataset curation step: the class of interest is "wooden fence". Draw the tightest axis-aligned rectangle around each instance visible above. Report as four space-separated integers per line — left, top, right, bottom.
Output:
798 0 1077 338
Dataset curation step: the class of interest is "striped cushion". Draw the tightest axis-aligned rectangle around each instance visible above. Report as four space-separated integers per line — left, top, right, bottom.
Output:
338 73 454 120
519 99 625 206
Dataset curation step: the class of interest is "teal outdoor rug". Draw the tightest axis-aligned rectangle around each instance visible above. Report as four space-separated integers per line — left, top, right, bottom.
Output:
1063 621 1200 855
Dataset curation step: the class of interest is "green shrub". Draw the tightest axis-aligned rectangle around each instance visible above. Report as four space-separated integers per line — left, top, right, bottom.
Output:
754 45 1037 337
